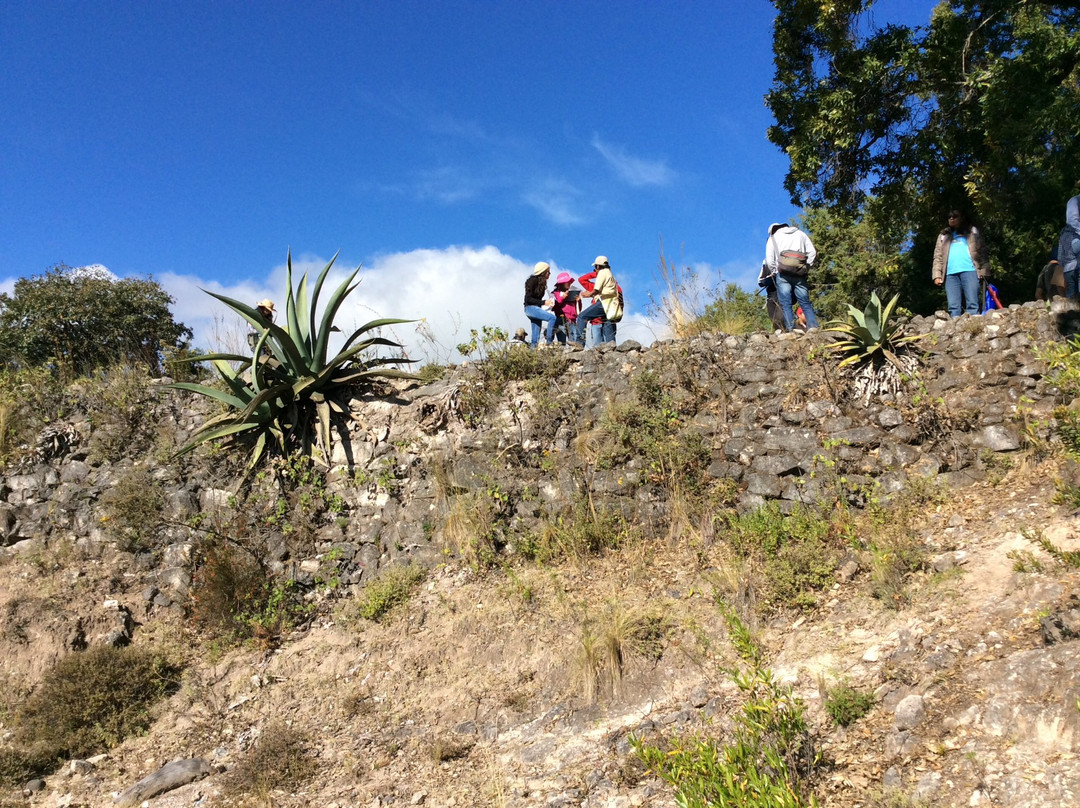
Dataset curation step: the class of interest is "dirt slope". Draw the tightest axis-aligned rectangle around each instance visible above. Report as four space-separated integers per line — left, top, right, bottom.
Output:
2 464 1079 808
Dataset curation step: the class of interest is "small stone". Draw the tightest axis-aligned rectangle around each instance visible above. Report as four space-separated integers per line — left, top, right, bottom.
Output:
894 694 925 730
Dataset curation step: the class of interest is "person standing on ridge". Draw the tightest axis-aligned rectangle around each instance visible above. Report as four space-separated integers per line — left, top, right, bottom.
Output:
764 223 819 332
931 210 989 317
576 256 623 346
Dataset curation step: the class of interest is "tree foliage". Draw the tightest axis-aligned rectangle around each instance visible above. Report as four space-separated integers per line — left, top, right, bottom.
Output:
767 0 1080 310
0 265 192 376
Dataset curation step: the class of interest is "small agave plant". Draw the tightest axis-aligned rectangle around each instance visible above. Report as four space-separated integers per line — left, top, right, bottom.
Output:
826 291 923 404
172 251 413 469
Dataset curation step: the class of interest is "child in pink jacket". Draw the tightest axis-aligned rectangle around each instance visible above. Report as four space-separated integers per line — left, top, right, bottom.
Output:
552 272 582 345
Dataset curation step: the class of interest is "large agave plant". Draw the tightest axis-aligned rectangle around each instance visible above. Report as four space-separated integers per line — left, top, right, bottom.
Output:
826 291 923 404
172 252 413 468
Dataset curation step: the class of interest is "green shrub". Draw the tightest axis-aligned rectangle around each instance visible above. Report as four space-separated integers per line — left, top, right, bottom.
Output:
0 645 181 784
523 500 631 564
719 503 843 613
632 602 819 807
694 282 773 336
823 682 875 727
98 467 164 552
189 538 311 648
354 564 426 621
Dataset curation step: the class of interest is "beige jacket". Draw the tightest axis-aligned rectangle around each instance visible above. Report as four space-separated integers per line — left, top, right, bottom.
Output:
931 226 989 282
593 266 623 322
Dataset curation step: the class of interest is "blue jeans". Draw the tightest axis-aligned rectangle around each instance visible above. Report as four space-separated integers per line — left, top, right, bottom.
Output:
577 302 616 344
945 271 980 316
1066 268 1078 299
555 318 581 345
524 306 556 346
774 273 819 331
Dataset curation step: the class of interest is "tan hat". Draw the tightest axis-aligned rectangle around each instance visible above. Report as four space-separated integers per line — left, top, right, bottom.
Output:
256 299 276 313
593 255 609 267
532 261 551 276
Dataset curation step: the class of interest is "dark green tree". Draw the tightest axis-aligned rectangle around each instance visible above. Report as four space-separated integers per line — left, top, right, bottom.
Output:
767 0 1080 310
0 265 193 376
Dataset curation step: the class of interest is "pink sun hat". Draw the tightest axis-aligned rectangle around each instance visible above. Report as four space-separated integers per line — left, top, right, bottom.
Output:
555 271 574 285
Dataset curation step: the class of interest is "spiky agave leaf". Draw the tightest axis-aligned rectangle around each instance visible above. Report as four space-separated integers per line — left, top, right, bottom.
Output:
171 251 416 471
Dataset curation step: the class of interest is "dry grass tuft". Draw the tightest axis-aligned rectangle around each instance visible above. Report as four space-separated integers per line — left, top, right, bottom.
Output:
223 722 318 801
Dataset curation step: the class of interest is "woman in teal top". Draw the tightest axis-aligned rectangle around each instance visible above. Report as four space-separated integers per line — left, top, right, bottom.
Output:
931 210 989 316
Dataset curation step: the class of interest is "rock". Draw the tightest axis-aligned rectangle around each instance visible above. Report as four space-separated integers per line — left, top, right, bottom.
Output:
974 425 1021 452
114 758 212 807
894 694 925 730
687 684 709 708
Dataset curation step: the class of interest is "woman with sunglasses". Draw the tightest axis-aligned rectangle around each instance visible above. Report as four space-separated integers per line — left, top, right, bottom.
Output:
931 210 989 317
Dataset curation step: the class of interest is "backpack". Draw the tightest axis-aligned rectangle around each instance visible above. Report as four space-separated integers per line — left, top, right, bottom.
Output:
778 250 810 276
771 235 810 276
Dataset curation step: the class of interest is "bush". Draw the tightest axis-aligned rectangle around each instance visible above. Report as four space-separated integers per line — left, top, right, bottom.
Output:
595 370 711 495
720 502 844 613
0 645 181 784
98 467 164 552
823 682 875 726
455 326 569 425
223 722 317 799
72 365 160 463
353 564 426 621
190 537 312 649
523 500 631 564
0 366 68 465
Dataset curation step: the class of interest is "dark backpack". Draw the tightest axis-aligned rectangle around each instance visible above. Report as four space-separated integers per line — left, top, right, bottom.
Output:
771 235 810 276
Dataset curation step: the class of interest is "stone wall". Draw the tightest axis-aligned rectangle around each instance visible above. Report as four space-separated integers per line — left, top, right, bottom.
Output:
0 302 1066 605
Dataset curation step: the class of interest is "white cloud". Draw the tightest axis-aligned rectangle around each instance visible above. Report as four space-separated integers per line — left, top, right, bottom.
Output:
158 245 669 367
521 178 588 226
591 134 675 187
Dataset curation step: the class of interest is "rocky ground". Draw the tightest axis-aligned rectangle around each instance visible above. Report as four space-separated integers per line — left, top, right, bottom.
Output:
2 459 1079 808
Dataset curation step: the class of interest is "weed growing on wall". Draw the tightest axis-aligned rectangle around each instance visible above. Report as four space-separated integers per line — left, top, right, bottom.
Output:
72 365 160 463
98 466 164 552
455 326 569 426
597 369 711 495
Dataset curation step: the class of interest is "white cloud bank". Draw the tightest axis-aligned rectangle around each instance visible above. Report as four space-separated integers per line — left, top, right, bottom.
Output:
157 245 665 365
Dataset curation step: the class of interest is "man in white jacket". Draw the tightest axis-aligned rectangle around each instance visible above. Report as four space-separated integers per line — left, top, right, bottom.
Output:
764 222 819 332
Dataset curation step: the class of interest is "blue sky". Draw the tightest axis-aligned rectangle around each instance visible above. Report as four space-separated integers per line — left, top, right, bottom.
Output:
0 0 937 359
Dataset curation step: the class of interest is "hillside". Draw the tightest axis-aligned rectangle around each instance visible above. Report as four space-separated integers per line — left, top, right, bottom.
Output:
1 303 1079 808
